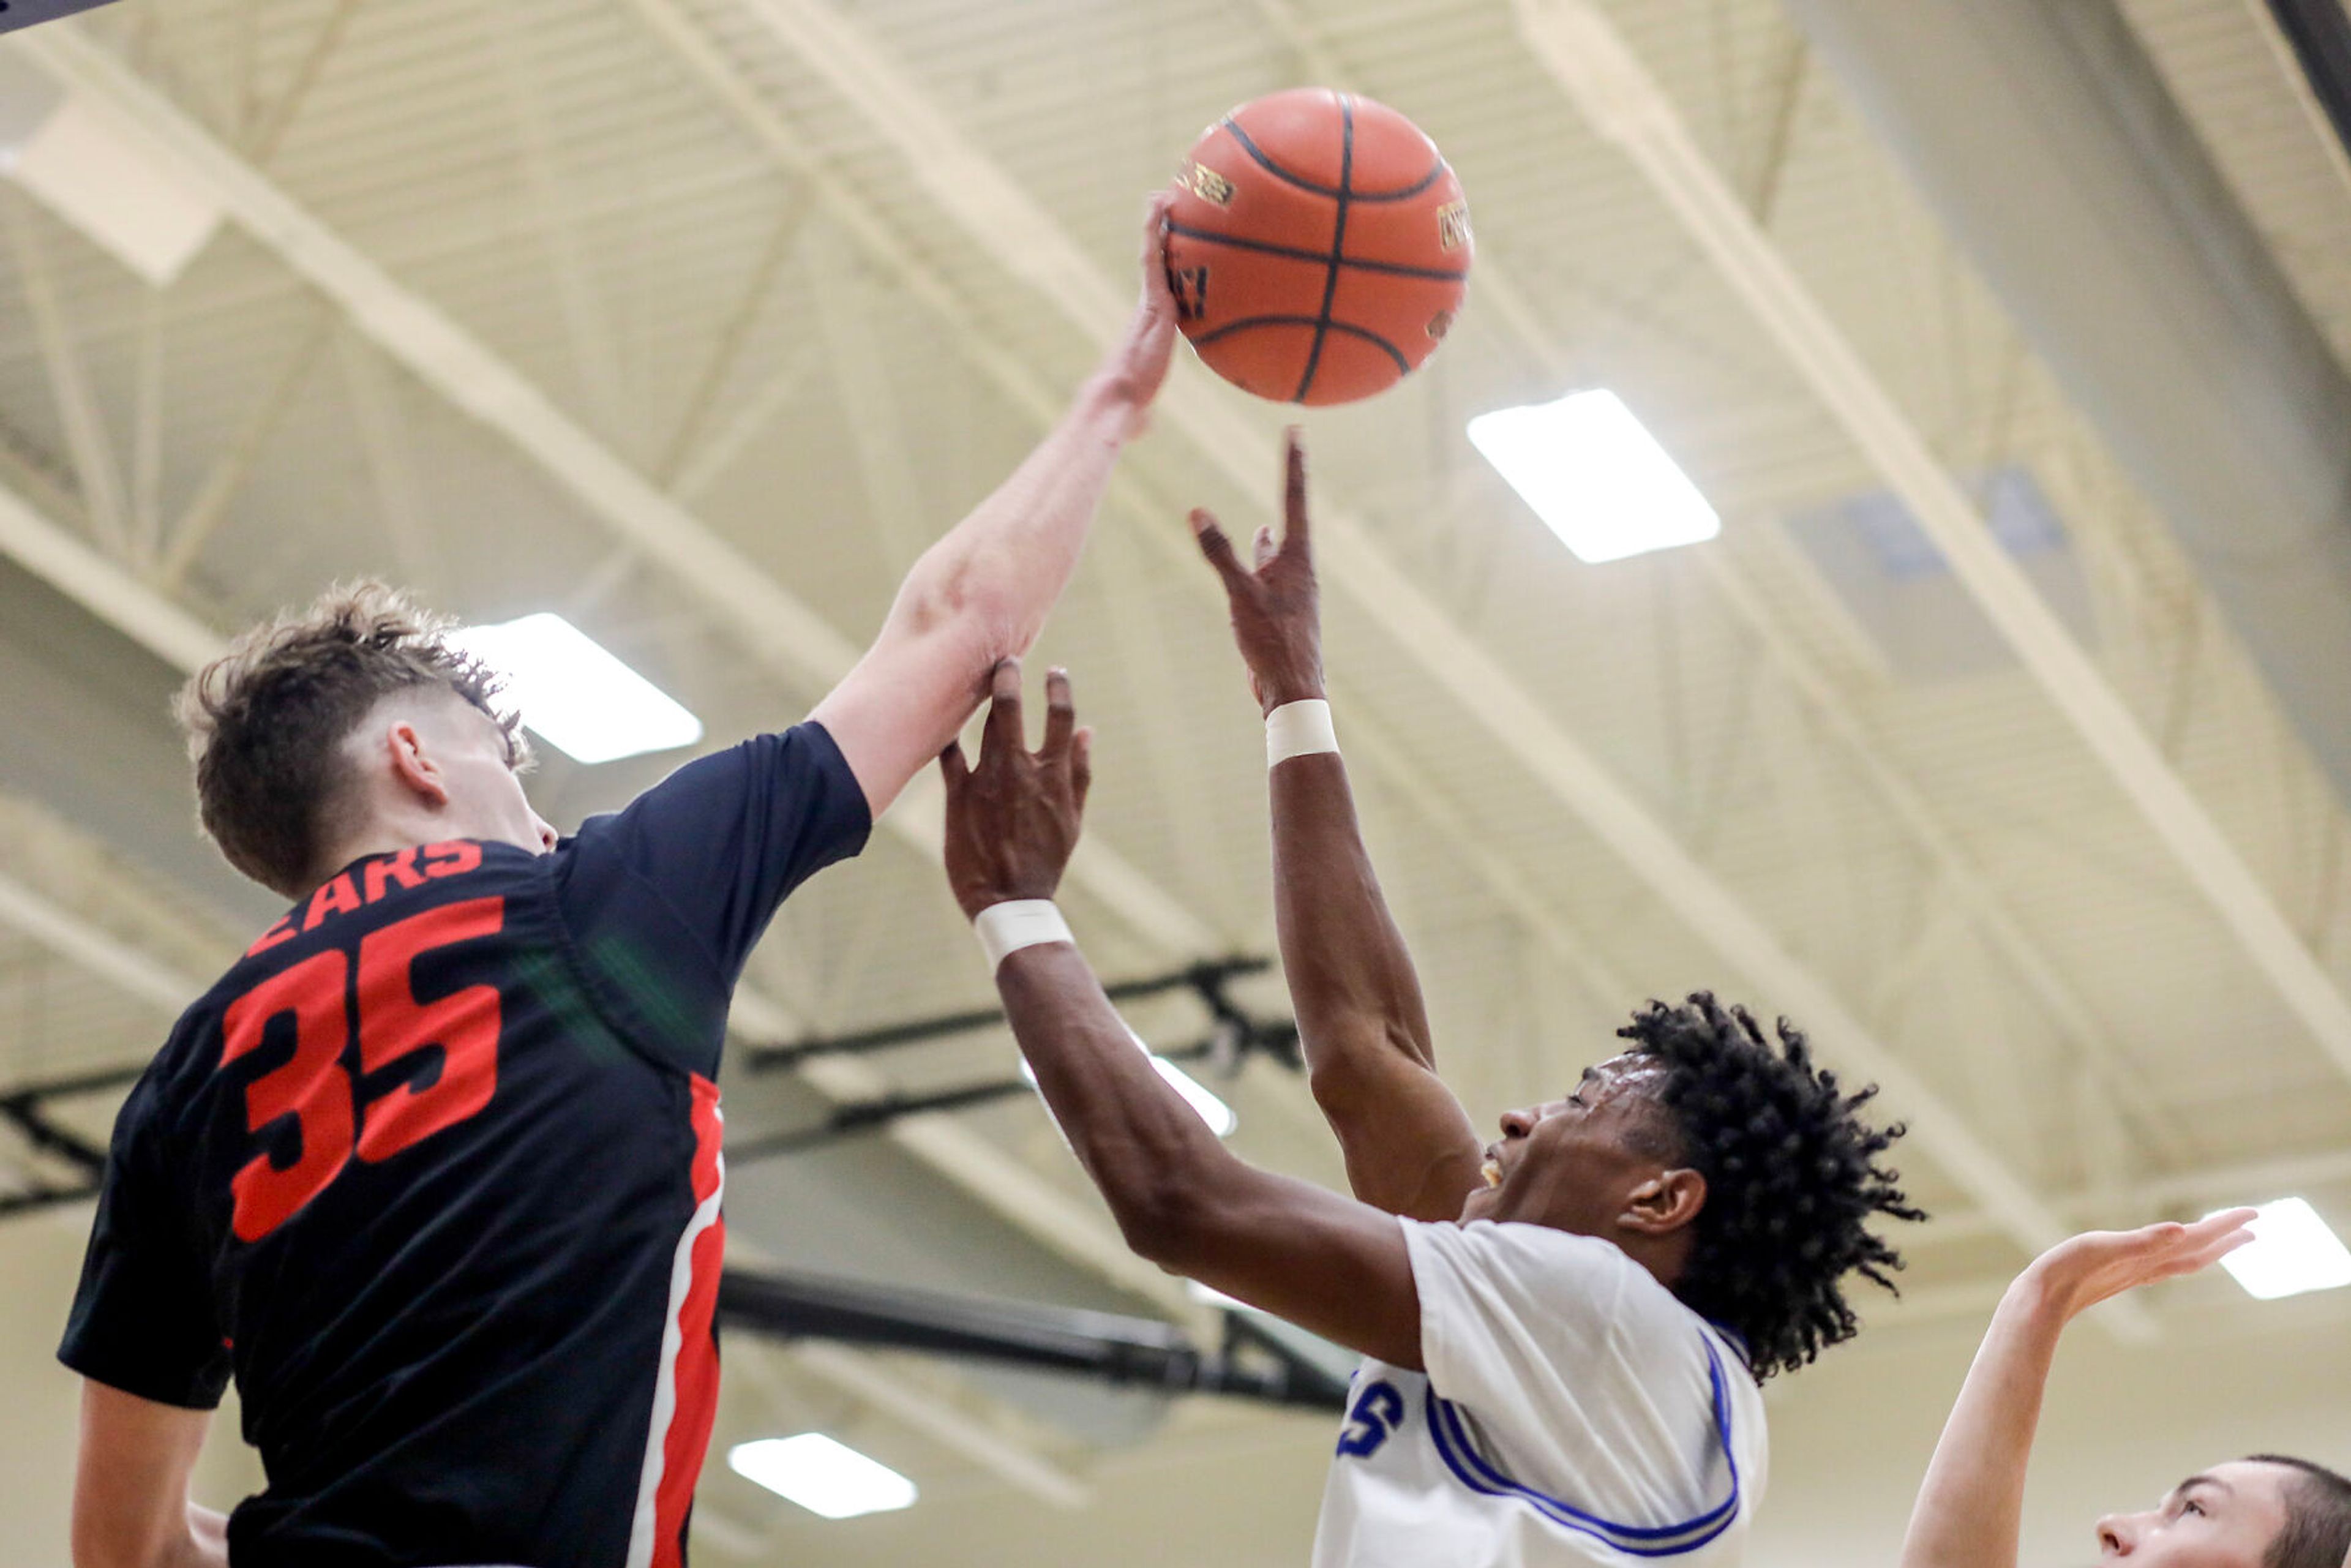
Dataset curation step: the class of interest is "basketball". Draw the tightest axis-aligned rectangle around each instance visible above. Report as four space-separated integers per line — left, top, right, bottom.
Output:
1164 88 1473 406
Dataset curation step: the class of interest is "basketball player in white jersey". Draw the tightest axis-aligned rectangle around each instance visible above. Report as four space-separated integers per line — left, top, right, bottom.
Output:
934 435 1925 1566
1900 1209 2351 1568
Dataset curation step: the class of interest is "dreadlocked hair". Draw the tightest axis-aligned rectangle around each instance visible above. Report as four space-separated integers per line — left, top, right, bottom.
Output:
1618 992 1925 1381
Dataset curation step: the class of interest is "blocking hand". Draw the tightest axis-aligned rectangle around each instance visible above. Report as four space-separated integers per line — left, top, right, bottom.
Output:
2023 1208 2257 1322
940 660 1093 920
1101 191 1182 427
1194 429 1324 716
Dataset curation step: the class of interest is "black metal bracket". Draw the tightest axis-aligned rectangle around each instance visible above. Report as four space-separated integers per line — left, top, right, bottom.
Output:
725 956 1297 1165
0 1 126 36
1 959 1305 1203
717 1264 1349 1412
2265 1 2351 160
738 957 1282 1071
0 1087 111 1218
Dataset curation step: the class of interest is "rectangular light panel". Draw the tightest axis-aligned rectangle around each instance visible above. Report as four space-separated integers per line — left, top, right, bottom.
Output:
2213 1198 2351 1301
448 613 702 765
728 1435 917 1520
0 74 222 286
1467 390 1720 564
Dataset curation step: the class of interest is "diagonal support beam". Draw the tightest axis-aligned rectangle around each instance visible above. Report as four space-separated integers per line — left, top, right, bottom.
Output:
2 189 130 557
713 0 2117 1311
1512 0 2351 1087
11 21 1215 959
0 866 203 1013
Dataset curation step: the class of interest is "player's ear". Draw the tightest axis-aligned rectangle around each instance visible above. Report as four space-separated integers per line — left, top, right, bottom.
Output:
383 719 451 809
1619 1168 1706 1237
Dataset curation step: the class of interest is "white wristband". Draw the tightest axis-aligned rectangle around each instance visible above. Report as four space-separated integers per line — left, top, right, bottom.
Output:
973 899 1074 971
1265 699 1338 767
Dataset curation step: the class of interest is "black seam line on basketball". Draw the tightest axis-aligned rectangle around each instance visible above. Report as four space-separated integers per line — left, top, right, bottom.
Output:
1190 315 1411 375
1216 117 1448 203
1165 222 1468 282
1294 95 1354 402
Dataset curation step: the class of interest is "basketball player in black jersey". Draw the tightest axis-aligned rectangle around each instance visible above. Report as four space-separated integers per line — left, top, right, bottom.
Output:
59 199 1179 1568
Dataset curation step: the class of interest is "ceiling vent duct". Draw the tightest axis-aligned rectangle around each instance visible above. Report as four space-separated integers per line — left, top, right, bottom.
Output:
1782 0 2351 804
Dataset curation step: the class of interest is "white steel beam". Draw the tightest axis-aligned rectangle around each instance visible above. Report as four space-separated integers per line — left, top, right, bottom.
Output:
334 327 444 597
153 310 332 591
12 22 1215 959
807 223 926 573
2 191 130 558
488 4 632 440
1513 0 2351 1085
130 290 163 564
0 868 202 1013
713 0 2104 1296
0 476 220 670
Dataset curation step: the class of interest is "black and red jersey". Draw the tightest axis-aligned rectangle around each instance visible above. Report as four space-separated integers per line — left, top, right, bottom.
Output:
59 722 869 1568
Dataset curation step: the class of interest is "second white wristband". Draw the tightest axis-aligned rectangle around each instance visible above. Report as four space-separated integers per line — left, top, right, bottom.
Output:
1266 698 1338 768
973 899 1074 971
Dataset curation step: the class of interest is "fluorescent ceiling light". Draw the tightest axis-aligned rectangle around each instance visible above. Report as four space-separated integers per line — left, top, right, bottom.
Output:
1187 1280 1250 1311
448 613 702 765
2213 1198 2351 1301
1152 1053 1239 1138
1467 389 1720 564
1016 1027 1235 1138
0 59 222 287
729 1435 917 1520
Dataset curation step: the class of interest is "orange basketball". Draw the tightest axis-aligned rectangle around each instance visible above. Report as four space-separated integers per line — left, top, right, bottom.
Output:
1164 88 1472 407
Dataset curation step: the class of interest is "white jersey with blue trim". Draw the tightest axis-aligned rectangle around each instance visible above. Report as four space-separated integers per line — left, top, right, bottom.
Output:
1310 1219 1768 1567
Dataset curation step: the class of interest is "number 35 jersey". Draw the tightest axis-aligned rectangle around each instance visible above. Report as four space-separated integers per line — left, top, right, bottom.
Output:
58 723 870 1568
1313 1221 1768 1568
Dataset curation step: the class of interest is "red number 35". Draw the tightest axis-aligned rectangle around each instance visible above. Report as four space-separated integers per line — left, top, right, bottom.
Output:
219 898 504 1242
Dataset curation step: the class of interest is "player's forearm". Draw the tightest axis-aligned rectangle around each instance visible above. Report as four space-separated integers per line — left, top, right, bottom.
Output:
994 941 1243 1264
887 373 1136 664
1897 1274 2068 1568
1269 751 1438 1082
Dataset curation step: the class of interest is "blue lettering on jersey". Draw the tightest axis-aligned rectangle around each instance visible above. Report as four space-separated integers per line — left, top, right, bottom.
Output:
1337 1379 1408 1458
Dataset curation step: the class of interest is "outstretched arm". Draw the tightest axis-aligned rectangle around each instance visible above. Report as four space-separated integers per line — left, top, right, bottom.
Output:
1191 433 1482 1222
811 196 1180 819
1898 1212 2254 1568
940 662 1424 1367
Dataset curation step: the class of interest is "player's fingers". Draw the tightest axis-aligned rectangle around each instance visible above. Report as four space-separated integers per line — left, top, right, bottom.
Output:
1192 509 1256 591
981 657 1024 765
1071 727 1094 815
938 740 969 793
2213 1228 2259 1260
1253 523 1277 572
1141 191 1178 306
1042 667 1076 760
1283 427 1312 555
2186 1208 2260 1262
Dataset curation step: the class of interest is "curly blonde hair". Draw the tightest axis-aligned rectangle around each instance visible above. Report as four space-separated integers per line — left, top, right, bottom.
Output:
176 583 522 898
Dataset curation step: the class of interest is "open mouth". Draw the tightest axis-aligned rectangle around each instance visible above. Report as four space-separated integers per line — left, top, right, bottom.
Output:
1480 1158 1503 1188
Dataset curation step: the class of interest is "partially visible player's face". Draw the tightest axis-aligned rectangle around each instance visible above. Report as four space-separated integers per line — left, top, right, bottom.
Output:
441 703 555 855
1460 1053 1682 1236
2094 1462 2296 1567
370 692 556 858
